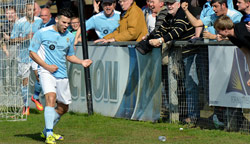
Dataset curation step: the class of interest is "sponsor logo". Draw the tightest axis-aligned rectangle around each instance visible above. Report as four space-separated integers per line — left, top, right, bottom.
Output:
49 44 55 50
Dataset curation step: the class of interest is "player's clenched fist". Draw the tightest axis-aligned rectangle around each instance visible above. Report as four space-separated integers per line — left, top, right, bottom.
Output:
46 64 58 73
181 2 188 11
81 59 93 68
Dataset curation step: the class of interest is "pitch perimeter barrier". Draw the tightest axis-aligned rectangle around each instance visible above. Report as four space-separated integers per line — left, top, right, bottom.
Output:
28 42 162 122
27 40 250 132
162 40 250 132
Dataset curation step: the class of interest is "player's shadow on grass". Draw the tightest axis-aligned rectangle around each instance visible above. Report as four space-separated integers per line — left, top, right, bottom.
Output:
30 108 41 114
68 111 90 117
14 132 44 141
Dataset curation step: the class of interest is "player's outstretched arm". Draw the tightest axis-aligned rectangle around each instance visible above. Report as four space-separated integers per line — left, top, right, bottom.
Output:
29 51 58 73
66 55 92 68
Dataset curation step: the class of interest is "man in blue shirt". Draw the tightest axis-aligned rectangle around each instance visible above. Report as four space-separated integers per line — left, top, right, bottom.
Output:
195 0 234 37
10 2 43 115
29 8 92 144
74 0 120 44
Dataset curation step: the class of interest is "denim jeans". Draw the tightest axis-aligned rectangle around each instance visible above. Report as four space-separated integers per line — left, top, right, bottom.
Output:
183 54 200 120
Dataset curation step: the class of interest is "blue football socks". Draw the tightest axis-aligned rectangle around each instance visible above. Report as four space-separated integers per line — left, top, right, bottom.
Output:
21 85 28 107
44 106 55 137
43 108 61 136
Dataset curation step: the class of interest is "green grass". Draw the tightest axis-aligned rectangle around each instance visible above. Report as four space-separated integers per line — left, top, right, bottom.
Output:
0 109 250 144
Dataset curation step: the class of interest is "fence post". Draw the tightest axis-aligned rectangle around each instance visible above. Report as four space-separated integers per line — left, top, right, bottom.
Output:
168 48 182 122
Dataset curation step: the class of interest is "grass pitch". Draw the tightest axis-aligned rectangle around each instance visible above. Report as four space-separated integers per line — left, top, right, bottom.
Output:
0 109 250 144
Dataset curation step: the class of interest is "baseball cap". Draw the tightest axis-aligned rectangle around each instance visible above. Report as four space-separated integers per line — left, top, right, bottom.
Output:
102 0 116 3
165 0 180 3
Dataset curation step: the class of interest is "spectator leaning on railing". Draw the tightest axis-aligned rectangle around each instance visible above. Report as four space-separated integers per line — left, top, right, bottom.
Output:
74 0 120 45
214 15 250 85
94 0 148 43
135 0 195 54
146 0 198 124
181 0 242 41
192 0 234 39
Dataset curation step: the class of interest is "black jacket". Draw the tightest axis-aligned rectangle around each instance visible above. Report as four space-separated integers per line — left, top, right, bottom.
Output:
228 22 250 48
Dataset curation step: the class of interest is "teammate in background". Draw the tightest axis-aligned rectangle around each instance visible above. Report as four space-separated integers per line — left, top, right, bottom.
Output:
31 61 44 111
10 3 43 115
0 6 19 56
29 9 92 144
74 0 120 44
214 16 250 86
0 7 19 93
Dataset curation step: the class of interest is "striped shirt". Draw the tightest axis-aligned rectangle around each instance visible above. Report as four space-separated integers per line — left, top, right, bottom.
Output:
154 8 195 42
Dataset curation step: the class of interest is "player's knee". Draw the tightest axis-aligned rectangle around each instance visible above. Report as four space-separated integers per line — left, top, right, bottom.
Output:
45 93 57 106
56 103 69 115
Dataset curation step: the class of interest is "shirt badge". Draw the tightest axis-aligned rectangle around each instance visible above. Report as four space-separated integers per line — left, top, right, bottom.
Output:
49 44 55 50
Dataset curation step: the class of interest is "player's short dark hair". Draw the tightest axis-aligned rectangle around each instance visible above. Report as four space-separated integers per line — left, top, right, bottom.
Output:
57 8 73 19
211 0 228 8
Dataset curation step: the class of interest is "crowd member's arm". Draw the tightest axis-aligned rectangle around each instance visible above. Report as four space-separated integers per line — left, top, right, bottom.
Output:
45 0 55 8
66 55 92 68
181 2 203 27
149 15 192 47
75 16 97 45
93 0 101 14
192 27 203 39
203 30 217 39
94 38 115 43
74 28 82 45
